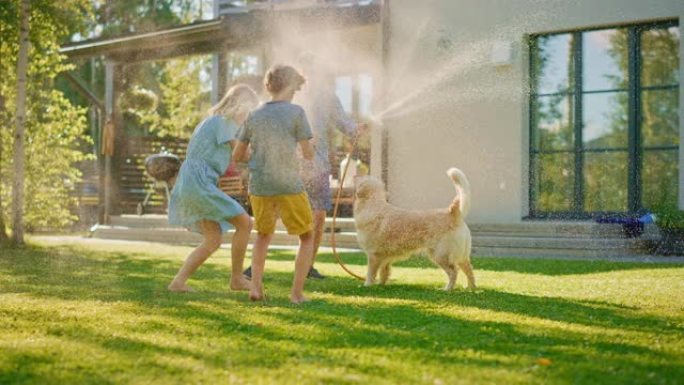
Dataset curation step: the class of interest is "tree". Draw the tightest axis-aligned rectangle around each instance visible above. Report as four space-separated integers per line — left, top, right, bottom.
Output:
82 1 215 140
12 0 30 244
89 0 212 40
0 90 6 240
136 56 212 139
0 0 92 236
0 8 9 241
606 27 680 211
530 34 576 213
531 25 680 214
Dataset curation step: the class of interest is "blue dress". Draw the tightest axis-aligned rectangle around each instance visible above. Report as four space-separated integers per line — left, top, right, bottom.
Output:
168 116 246 233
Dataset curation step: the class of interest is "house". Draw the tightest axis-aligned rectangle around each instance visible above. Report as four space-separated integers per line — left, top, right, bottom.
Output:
376 0 683 224
61 0 683 254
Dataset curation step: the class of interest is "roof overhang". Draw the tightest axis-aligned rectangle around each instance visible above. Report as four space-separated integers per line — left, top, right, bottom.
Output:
60 2 381 63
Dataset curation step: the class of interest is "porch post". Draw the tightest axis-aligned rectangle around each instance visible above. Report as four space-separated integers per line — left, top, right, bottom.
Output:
379 0 390 186
211 50 228 105
104 60 114 224
679 21 684 210
211 54 220 104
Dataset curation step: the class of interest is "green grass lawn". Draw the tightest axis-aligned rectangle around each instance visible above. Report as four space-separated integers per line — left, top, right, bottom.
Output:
1 238 683 385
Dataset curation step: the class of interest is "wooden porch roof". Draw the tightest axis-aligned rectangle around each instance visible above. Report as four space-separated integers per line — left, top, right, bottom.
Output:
60 1 381 63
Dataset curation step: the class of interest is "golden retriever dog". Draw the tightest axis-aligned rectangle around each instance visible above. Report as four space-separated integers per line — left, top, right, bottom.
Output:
353 168 475 290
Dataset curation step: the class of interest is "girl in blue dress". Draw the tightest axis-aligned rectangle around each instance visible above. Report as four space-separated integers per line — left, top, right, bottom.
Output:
167 84 258 292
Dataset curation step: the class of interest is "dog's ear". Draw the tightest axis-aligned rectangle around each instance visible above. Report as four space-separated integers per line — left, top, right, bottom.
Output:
356 183 371 199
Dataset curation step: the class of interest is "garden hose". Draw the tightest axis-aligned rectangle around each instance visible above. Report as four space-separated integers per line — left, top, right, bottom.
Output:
331 134 365 281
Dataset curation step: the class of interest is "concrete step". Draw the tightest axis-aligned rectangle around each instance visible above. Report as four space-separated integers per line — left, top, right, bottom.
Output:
471 234 653 258
472 234 652 250
95 217 662 259
470 222 659 239
92 226 361 249
109 215 357 232
470 245 650 259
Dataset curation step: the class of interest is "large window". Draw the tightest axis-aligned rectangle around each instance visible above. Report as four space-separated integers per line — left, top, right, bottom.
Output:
529 21 680 217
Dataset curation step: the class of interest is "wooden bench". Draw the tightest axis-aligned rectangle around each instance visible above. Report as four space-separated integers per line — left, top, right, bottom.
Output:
330 186 355 217
218 175 250 210
217 175 355 217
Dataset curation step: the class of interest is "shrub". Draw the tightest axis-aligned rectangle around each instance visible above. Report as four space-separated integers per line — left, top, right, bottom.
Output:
653 204 684 233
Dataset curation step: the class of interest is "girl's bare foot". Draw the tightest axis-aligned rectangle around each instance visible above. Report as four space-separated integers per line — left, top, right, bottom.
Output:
290 295 310 304
230 278 252 291
168 283 195 292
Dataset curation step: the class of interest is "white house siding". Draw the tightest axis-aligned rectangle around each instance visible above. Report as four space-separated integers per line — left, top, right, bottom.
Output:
374 0 684 223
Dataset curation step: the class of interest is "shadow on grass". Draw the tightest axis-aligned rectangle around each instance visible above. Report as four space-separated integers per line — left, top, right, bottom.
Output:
0 350 119 385
303 250 683 276
1 243 680 334
473 256 683 276
1 243 682 384
319 279 684 334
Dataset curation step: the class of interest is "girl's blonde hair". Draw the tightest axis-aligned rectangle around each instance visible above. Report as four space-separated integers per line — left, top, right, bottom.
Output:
264 65 306 95
207 84 259 118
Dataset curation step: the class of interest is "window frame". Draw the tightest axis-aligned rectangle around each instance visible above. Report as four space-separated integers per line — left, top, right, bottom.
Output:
528 19 680 219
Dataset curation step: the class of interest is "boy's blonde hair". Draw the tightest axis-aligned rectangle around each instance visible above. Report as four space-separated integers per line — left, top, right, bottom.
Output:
207 84 259 118
264 65 305 95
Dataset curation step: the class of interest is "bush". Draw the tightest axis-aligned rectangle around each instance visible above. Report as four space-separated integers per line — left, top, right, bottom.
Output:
652 204 684 255
654 204 684 233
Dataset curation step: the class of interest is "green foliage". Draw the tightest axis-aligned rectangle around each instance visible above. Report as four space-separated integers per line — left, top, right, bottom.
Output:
119 86 159 115
136 56 213 139
74 2 215 139
653 204 684 233
2 240 684 384
0 0 93 231
132 52 260 140
88 0 213 40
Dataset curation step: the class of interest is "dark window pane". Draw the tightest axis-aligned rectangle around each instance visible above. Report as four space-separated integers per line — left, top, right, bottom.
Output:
532 34 575 94
641 26 680 87
642 149 679 210
532 95 575 151
583 29 628 91
641 88 679 148
584 151 628 212
582 92 628 149
532 152 575 212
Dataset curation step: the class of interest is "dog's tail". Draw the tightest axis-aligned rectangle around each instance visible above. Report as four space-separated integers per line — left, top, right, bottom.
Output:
447 168 471 218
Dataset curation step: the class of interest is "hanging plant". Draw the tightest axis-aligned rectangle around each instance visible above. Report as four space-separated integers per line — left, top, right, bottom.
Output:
119 86 158 115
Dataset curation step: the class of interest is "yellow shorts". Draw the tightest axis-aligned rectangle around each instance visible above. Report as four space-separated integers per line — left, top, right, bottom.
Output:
250 192 313 235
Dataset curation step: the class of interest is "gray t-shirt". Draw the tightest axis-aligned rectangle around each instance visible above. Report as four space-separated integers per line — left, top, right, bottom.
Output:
297 86 356 178
237 101 313 196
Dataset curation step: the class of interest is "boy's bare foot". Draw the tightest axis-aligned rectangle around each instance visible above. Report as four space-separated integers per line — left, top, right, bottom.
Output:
249 291 266 301
168 283 195 292
290 295 310 304
230 278 252 291
249 286 265 301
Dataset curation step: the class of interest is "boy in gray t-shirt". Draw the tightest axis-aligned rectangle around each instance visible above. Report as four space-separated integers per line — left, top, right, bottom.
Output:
238 101 313 196
233 64 315 304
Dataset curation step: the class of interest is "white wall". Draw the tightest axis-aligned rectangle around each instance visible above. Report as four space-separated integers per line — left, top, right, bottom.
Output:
380 0 684 223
